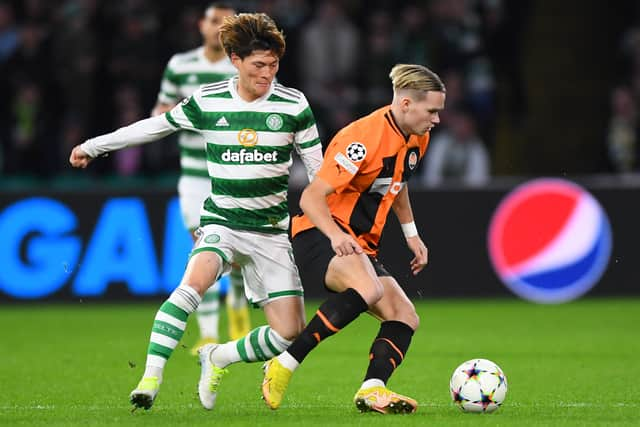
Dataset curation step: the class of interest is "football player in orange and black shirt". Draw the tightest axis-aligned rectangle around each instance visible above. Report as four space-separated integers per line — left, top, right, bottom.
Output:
262 64 446 414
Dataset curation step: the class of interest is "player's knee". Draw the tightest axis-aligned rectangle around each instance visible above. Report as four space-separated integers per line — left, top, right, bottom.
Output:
353 285 383 306
407 310 420 331
401 300 420 330
388 299 419 330
327 275 384 305
362 279 385 304
373 282 385 303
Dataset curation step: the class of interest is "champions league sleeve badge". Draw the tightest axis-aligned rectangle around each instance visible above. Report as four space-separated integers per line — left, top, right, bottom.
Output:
346 142 367 162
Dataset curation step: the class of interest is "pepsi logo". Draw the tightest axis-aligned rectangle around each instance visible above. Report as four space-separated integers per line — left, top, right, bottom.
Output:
487 178 612 303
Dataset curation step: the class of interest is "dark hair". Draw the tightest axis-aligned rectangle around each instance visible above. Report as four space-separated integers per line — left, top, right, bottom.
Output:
219 13 285 59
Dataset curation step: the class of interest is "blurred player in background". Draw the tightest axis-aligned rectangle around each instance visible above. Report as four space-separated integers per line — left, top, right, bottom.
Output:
69 12 323 412
151 2 250 355
262 64 446 414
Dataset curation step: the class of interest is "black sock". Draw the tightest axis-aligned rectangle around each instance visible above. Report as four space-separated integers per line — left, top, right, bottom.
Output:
364 320 414 384
287 288 368 363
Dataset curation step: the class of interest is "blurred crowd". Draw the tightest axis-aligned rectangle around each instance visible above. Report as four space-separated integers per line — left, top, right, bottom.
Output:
0 0 522 186
608 5 640 174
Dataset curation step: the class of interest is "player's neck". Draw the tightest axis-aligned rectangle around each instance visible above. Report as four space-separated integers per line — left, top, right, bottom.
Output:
203 45 226 63
235 82 261 102
389 107 411 140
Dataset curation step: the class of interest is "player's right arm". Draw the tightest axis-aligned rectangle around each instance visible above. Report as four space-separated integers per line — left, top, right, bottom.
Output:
301 128 372 256
300 177 363 257
70 89 204 169
68 114 178 168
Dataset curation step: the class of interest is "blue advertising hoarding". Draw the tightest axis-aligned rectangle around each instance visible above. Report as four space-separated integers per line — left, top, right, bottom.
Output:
0 193 191 299
0 182 637 301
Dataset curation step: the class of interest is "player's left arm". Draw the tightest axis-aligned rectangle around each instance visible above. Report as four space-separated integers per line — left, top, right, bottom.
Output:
298 144 323 182
293 96 324 182
392 184 428 275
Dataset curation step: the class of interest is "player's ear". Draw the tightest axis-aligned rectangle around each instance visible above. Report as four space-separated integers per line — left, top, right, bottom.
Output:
400 96 412 112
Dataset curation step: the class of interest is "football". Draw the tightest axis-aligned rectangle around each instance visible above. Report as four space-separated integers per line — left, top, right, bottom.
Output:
450 358 508 413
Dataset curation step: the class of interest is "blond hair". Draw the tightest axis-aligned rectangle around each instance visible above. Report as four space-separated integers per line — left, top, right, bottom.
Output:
219 13 285 59
389 64 445 95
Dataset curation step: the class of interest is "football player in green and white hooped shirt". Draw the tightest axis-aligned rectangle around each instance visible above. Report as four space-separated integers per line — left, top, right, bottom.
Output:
69 13 323 412
151 2 252 357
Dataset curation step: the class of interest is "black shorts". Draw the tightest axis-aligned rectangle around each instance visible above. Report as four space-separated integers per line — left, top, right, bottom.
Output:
292 227 391 292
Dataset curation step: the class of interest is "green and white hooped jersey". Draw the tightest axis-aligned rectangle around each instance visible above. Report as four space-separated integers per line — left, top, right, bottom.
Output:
165 77 321 234
157 47 237 178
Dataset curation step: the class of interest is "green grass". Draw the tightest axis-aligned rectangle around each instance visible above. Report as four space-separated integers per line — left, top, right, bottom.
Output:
1 298 639 426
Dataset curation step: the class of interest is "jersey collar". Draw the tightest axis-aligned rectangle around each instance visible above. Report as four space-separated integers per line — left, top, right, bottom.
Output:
385 109 409 142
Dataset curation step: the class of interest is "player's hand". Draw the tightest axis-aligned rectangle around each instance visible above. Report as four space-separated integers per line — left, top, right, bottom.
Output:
329 231 363 256
407 236 428 275
69 145 94 168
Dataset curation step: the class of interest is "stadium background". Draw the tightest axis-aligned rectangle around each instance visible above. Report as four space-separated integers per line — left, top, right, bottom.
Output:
1 0 640 301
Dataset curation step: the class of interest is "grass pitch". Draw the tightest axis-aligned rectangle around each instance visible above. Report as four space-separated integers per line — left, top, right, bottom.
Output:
1 297 638 426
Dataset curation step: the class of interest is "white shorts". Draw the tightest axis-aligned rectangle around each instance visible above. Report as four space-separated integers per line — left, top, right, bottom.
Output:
192 224 303 306
178 175 210 231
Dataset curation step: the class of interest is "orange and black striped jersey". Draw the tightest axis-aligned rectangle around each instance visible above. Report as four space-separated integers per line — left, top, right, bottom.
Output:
291 106 430 255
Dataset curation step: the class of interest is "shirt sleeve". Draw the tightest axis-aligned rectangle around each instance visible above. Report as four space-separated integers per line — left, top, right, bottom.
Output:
164 93 202 132
297 144 323 183
81 114 177 158
316 130 367 193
